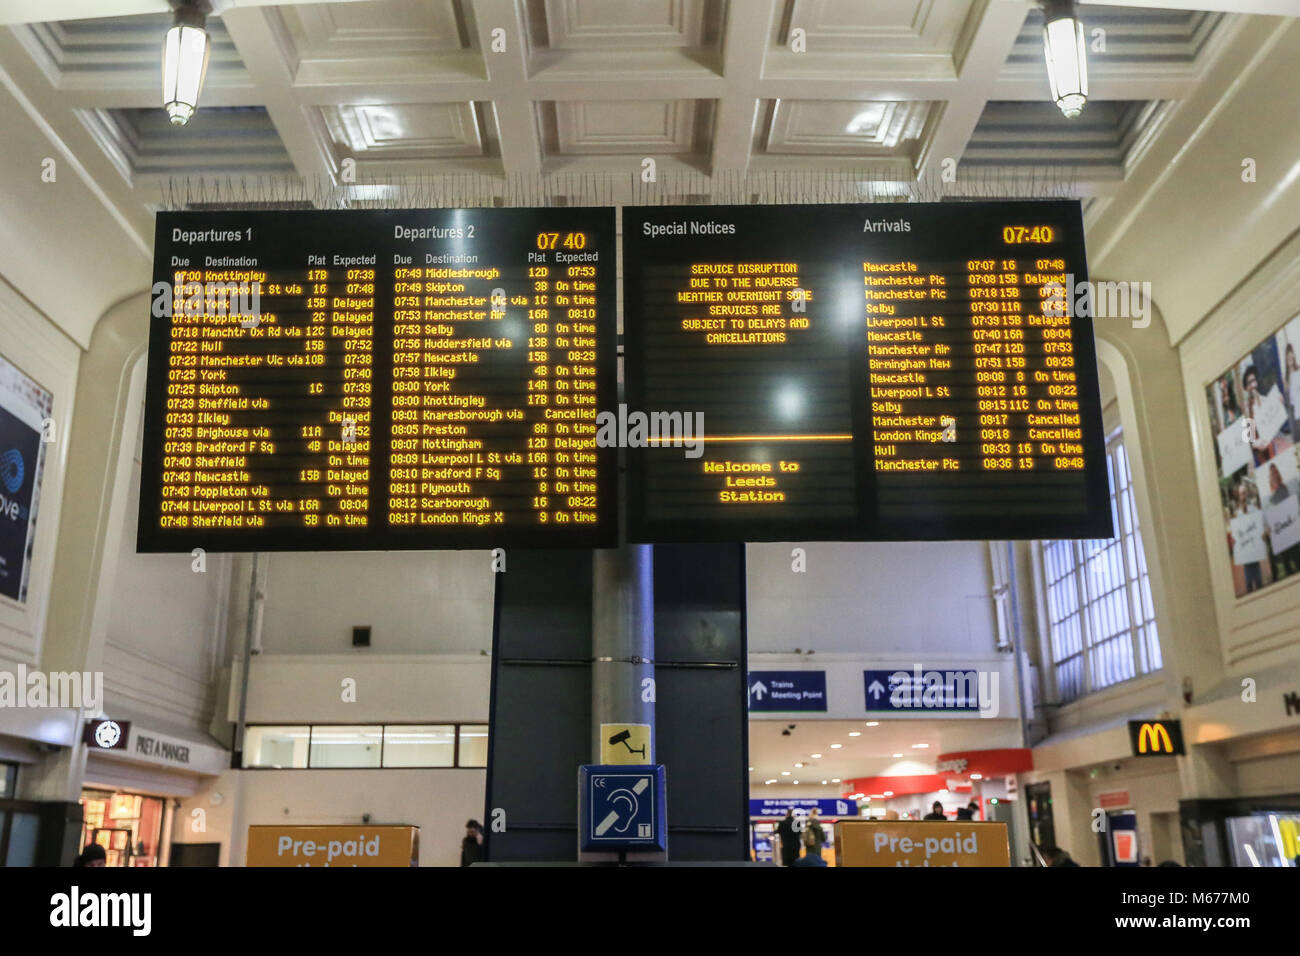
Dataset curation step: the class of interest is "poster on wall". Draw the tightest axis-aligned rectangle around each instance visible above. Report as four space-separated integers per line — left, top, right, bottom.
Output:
1238 340 1293 466
1280 317 1300 429
0 353 53 604
1260 447 1300 556
1207 370 1252 478
1205 312 1300 598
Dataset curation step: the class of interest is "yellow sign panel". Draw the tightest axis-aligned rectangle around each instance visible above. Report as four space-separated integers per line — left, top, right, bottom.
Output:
600 723 651 765
1127 719 1184 756
246 825 419 867
835 821 1009 867
1138 723 1172 753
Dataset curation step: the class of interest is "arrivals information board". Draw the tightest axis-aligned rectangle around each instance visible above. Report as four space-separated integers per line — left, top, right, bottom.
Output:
138 208 617 552
623 201 1110 543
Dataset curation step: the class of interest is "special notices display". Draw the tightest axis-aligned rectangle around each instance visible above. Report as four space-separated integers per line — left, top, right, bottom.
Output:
138 208 616 552
624 201 1111 542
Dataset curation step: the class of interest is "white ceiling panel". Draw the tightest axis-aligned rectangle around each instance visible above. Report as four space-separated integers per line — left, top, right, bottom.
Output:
77 105 295 182
963 99 1168 175
0 0 1272 238
321 101 484 157
16 13 248 89
1004 4 1226 68
546 98 713 154
272 0 481 86
764 98 938 158
536 0 723 49
764 0 984 81
278 0 466 58
778 0 977 53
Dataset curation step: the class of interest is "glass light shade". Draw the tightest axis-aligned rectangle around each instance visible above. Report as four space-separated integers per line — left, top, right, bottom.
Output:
1043 14 1088 118
162 22 211 126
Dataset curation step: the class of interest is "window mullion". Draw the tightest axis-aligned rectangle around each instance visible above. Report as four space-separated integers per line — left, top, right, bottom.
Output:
1036 541 1063 707
1038 433 1162 700
1074 539 1093 697
1115 443 1146 676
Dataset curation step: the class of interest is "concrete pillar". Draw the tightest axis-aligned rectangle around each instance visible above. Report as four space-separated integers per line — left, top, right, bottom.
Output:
591 544 654 761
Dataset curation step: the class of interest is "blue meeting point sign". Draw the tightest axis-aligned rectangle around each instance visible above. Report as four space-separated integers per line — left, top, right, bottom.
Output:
748 671 827 712
579 764 667 852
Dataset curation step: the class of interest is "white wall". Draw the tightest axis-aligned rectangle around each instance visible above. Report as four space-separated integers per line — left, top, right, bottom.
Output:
236 653 491 724
0 44 152 349
99 401 231 732
257 551 495 655
1087 760 1184 867
747 541 997 657
0 276 79 679
1179 228 1300 677
1022 758 1182 867
1089 17 1300 349
1234 751 1300 797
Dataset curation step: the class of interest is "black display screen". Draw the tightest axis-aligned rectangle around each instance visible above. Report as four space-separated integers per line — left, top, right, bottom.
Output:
623 201 1111 543
138 208 617 551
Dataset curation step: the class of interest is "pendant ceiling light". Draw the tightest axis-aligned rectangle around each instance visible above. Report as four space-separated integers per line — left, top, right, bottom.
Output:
1041 0 1088 119
162 1 212 126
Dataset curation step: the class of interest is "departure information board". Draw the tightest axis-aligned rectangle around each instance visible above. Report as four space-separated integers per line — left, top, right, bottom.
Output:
624 201 1111 543
138 208 617 552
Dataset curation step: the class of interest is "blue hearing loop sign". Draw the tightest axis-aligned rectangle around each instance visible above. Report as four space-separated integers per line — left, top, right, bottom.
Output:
579 764 667 852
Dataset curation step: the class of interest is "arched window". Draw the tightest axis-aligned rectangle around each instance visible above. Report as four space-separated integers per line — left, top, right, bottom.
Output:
1040 426 1160 703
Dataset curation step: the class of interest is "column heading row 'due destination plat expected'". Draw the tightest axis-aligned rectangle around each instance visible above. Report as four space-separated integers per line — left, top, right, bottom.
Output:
137 201 1110 553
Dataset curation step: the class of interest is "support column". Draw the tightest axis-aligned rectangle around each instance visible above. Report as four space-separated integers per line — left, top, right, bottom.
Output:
591 543 654 761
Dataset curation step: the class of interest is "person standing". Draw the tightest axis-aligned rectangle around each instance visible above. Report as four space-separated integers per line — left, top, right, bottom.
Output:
461 819 484 866
1266 461 1300 576
923 801 946 820
792 827 828 867
806 807 827 854
1285 343 1300 420
1042 845 1081 867
73 844 107 867
776 809 800 867
1235 481 1266 592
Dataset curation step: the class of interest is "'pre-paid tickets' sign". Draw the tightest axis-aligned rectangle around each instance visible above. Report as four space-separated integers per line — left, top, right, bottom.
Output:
245 825 419 867
835 821 1010 867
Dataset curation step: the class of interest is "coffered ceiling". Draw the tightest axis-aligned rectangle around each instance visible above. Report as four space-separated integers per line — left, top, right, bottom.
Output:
0 1 1269 206
0 0 1296 347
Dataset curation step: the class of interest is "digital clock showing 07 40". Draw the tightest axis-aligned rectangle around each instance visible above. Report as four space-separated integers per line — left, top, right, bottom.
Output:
1002 225 1056 243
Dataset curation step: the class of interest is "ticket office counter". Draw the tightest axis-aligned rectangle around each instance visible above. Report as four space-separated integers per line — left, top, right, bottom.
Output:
750 817 843 866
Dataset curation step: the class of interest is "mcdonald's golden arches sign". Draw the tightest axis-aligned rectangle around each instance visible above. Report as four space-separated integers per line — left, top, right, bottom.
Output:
1127 720 1184 757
